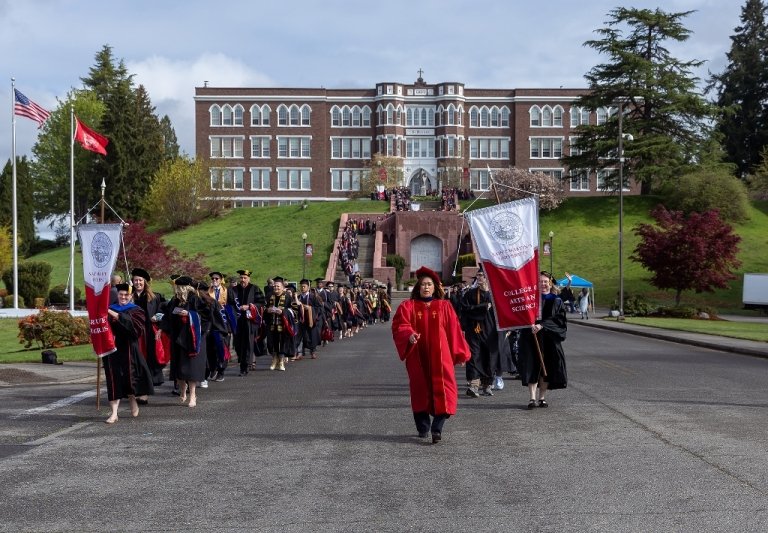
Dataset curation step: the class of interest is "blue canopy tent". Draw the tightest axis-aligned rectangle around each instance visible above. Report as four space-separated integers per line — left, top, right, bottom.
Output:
556 274 594 314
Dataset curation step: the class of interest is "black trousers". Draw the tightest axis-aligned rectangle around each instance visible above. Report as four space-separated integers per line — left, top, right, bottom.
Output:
413 412 449 435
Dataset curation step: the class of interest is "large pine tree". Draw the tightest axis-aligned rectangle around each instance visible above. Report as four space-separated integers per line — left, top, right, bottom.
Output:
708 0 768 178
0 157 36 255
562 7 713 195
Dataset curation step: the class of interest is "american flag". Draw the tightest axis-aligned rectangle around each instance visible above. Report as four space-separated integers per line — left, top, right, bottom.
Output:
14 88 51 127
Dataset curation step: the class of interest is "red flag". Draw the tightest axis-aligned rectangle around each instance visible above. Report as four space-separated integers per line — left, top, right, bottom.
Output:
74 116 109 155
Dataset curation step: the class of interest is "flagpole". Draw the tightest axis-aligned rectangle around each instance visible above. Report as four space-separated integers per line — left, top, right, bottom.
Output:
69 106 75 312
11 78 19 310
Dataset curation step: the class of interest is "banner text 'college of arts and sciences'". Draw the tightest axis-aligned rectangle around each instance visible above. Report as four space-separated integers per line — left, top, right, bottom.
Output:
77 224 122 357
465 196 540 330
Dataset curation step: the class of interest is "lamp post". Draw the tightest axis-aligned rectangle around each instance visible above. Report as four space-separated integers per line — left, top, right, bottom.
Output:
548 231 554 274
302 232 308 280
617 101 634 319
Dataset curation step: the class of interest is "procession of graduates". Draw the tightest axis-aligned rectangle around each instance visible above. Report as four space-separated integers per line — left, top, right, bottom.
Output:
101 266 391 424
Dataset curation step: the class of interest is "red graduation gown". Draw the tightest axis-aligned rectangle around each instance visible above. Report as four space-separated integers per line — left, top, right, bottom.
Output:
392 299 470 415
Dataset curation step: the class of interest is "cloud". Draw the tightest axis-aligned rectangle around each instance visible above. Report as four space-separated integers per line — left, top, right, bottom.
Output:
128 54 274 155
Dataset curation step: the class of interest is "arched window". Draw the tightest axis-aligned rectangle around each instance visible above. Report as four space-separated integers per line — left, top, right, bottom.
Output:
222 105 233 126
362 106 371 126
352 106 361 126
396 106 402 125
542 106 553 127
210 105 222 126
530 106 541 127
470 107 479 127
331 106 341 127
490 107 499 127
406 108 413 126
233 105 244 126
480 107 489 127
435 106 443 126
500 107 509 127
290 105 300 126
342 107 351 126
457 105 464 125
262 105 270 126
553 105 563 127
596 107 608 125
386 104 394 125
250 104 261 126
301 105 311 126
421 108 428 126
278 105 288 126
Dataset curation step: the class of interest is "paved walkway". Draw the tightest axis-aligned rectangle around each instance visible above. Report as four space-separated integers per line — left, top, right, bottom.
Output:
1 310 766 387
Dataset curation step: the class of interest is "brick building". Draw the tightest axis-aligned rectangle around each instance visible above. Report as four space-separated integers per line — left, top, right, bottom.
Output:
194 74 639 207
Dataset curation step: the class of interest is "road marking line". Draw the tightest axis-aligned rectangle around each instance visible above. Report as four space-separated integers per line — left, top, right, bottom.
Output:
11 389 97 420
24 422 91 446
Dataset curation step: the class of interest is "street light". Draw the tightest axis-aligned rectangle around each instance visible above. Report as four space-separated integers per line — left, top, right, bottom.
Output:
617 101 633 319
548 231 554 274
302 232 308 280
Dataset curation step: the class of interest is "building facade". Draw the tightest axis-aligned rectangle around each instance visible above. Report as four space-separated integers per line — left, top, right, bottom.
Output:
194 75 639 207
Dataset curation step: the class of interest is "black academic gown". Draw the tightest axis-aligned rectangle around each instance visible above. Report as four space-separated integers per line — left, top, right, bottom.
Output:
133 290 167 385
518 294 568 389
161 294 211 383
104 304 154 401
461 286 500 383
297 290 323 354
228 283 266 370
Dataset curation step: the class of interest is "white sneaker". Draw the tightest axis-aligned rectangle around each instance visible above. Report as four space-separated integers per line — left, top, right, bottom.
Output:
200 380 208 388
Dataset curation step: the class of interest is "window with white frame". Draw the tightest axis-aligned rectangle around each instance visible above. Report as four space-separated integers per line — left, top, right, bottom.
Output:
532 168 564 180
277 168 311 190
331 169 363 191
251 104 271 126
342 107 351 126
362 106 371 126
553 106 563 127
351 106 361 126
210 137 244 158
542 107 553 127
277 136 311 158
301 105 310 126
470 108 479 127
596 107 609 125
331 138 372 159
210 168 245 190
210 105 222 126
596 168 629 192
569 169 590 191
470 138 509 159
569 136 584 156
500 107 509 127
278 105 288 125
470 169 490 190
530 106 541 127
250 136 271 158
250 168 271 190
406 138 435 158
331 106 341 126
529 137 563 158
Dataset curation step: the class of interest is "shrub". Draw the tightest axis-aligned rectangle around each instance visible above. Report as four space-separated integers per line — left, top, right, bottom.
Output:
661 168 750 223
655 305 698 319
18 309 90 349
386 254 406 284
453 253 477 283
48 284 82 305
623 293 654 317
4 294 25 308
2 261 53 308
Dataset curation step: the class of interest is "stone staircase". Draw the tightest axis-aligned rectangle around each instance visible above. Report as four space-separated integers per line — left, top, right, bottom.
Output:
333 234 375 285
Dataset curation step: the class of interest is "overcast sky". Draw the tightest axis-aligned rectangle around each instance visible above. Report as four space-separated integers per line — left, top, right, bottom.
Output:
2 0 744 161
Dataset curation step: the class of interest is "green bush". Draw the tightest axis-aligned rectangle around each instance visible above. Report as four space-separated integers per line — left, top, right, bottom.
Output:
17 309 90 349
386 254 406 284
48 284 82 305
661 168 750 223
623 293 654 317
3 294 25 308
2 261 53 308
453 253 477 282
656 305 698 319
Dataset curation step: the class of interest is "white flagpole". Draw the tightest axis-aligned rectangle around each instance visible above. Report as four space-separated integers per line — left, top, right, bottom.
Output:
11 78 19 310
69 106 75 312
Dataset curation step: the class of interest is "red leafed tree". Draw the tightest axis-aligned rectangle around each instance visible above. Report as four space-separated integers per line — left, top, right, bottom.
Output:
631 206 741 306
120 221 208 281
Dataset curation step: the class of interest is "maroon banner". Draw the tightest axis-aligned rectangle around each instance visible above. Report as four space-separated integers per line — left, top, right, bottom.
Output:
483 252 540 328
85 285 116 357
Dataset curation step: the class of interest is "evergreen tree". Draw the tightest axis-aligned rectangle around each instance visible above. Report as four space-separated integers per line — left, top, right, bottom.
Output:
159 115 180 160
708 0 768 178
562 7 713 194
0 157 36 255
80 45 131 103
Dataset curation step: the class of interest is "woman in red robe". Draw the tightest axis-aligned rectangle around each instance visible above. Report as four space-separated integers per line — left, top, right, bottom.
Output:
392 267 470 444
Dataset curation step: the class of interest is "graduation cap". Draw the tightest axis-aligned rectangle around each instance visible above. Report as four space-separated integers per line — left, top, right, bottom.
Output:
287 283 297 292
299 278 310 286
415 266 442 286
314 277 324 285
209 271 225 280
325 280 335 287
131 267 151 281
237 269 252 277
169 274 181 281
174 275 193 286
115 283 130 292
272 276 285 284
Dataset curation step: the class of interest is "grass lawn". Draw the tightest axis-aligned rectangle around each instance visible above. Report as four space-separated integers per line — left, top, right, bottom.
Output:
0 318 95 363
620 317 768 342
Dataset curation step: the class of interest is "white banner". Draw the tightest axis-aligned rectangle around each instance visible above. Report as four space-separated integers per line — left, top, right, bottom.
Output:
465 197 540 330
76 224 123 357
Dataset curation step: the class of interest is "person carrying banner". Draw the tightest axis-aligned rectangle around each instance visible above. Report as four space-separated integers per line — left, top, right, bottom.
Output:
264 277 298 370
130 268 167 396
160 276 211 408
518 271 568 409
461 269 500 398
227 269 266 376
391 266 471 444
104 283 154 424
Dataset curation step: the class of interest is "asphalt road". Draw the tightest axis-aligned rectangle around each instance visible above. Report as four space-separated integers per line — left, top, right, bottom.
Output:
1 318 767 532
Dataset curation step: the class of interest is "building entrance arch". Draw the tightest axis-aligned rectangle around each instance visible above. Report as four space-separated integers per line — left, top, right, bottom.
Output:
410 234 442 276
408 168 434 196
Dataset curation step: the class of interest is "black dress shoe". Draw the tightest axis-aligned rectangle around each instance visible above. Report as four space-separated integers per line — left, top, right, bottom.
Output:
527 399 537 410
171 389 180 396
136 398 149 405
431 432 441 444
418 431 428 439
